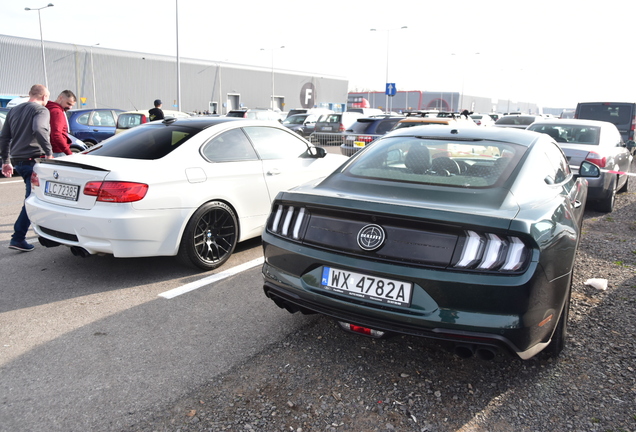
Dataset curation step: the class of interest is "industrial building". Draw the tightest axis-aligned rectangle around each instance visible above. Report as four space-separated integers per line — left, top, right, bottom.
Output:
0 34 348 114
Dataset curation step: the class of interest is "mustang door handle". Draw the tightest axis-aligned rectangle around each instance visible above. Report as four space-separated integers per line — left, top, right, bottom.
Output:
267 168 281 176
572 200 582 208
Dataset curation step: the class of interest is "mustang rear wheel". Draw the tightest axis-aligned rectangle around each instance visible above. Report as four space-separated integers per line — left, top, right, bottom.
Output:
177 201 238 270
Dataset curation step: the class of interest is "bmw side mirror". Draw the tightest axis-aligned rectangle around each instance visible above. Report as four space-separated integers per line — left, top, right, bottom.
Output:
579 160 601 178
307 146 327 158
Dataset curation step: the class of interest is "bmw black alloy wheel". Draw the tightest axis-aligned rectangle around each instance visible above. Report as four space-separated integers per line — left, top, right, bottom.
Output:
178 201 238 270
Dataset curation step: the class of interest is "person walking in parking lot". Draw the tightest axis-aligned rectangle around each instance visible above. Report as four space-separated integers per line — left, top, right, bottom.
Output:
149 99 164 121
46 90 77 157
0 84 53 252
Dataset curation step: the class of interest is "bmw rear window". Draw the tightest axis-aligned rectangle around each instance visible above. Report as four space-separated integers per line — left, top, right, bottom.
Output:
85 124 200 159
345 136 525 188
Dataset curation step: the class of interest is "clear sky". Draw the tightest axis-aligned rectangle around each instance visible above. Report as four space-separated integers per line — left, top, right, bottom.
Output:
2 0 634 109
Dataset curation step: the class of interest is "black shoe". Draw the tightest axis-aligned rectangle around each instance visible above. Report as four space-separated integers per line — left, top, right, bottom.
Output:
9 240 35 252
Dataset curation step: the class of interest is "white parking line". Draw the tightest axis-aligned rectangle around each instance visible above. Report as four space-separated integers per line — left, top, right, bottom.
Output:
0 180 24 184
158 257 265 299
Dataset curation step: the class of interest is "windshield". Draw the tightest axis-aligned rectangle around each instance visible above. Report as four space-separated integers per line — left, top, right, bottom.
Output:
85 124 199 159
283 115 308 125
344 135 526 188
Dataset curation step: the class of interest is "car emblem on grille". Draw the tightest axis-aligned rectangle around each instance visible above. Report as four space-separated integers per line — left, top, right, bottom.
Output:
357 224 385 251
53 171 59 179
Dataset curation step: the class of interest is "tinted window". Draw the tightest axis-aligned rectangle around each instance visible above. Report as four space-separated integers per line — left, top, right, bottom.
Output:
347 119 375 133
577 103 634 129
201 128 258 162
317 114 341 124
243 126 309 160
345 136 525 188
86 124 199 159
540 142 571 184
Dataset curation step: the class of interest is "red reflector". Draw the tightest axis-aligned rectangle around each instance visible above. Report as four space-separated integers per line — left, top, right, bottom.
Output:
31 171 40 187
84 181 148 203
349 324 372 335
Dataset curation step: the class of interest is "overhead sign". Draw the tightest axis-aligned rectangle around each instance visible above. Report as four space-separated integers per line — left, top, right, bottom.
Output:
386 83 396 97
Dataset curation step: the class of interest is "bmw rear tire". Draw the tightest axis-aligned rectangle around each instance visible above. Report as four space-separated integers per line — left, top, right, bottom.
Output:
177 201 238 271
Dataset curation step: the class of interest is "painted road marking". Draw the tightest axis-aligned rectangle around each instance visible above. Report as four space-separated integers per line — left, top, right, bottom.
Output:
158 257 265 299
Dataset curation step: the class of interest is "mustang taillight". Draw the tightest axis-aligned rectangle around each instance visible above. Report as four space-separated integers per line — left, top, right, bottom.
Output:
83 181 148 203
270 204 307 240
585 151 606 168
454 230 528 272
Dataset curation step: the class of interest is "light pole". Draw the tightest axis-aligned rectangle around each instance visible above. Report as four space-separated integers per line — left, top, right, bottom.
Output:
261 46 285 111
90 43 99 108
25 3 54 88
451 52 480 111
175 0 181 111
370 26 407 113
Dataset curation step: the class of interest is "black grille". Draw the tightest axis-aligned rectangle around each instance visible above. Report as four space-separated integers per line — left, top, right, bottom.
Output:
40 226 78 242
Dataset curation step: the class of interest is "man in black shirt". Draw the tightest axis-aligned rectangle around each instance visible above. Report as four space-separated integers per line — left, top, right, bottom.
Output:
149 99 164 121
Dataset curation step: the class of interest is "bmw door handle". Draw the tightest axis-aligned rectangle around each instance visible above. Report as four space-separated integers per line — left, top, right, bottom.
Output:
267 168 281 176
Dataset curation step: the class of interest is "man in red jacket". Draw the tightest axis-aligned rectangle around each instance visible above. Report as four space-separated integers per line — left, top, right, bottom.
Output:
46 90 76 157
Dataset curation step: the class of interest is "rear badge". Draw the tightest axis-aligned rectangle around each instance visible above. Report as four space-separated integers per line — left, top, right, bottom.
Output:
53 170 59 180
357 224 385 251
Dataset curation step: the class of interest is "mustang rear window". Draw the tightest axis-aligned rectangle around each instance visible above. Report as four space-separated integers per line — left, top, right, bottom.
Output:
345 136 525 188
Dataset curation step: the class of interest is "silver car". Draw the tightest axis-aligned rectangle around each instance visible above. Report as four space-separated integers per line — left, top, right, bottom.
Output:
527 119 632 212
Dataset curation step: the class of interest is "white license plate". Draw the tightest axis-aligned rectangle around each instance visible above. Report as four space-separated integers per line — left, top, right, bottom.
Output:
321 267 413 307
321 126 333 131
44 181 80 201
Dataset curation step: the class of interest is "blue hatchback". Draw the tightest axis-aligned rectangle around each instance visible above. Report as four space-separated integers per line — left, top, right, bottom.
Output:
66 108 124 146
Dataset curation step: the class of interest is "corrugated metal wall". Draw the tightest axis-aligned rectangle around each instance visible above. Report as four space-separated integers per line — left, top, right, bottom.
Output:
0 35 348 113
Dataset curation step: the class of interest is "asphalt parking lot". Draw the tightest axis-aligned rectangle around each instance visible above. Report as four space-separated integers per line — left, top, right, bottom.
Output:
1 157 635 432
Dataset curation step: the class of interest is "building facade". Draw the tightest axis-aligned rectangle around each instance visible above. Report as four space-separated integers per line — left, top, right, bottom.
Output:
0 35 348 114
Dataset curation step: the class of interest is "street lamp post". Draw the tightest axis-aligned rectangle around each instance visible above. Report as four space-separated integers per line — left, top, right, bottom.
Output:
261 46 285 111
451 52 480 111
90 43 99 108
370 26 407 113
25 3 54 88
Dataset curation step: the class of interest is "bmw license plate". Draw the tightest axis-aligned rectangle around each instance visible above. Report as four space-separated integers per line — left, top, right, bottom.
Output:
44 181 80 201
321 267 413 307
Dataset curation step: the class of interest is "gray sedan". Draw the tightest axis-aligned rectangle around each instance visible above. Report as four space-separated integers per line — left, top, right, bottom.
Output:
528 119 632 212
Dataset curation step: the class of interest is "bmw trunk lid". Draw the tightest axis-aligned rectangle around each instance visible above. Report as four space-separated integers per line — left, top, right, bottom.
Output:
31 157 112 210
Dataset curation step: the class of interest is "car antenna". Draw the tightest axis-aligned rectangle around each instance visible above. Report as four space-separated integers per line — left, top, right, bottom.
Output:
128 98 138 111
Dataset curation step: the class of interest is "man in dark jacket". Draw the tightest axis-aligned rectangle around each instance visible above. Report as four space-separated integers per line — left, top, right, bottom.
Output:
149 99 164 121
46 90 76 157
0 84 52 251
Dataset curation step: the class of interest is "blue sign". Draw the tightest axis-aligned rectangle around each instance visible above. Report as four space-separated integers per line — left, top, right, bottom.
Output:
385 83 396 96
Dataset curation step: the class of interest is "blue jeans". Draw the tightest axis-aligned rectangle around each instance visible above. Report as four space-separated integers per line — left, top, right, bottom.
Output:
12 160 35 242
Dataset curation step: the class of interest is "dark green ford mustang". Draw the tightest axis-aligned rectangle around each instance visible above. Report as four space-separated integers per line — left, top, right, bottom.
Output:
261 125 599 360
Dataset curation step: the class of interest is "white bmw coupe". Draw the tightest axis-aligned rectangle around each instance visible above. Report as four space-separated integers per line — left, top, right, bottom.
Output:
26 117 348 270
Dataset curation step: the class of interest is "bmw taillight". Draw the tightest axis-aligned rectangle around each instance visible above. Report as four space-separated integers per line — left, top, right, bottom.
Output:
586 151 606 168
83 181 148 203
31 171 40 187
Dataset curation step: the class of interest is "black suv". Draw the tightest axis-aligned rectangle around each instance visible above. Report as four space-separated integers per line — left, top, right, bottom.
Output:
340 115 404 156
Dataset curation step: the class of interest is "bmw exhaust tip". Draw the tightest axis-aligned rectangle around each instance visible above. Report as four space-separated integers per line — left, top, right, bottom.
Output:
70 246 91 258
454 344 475 359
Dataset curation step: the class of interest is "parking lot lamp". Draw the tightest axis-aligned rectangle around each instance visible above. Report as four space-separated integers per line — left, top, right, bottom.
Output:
370 26 407 113
261 46 285 111
25 3 54 88
90 43 99 108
